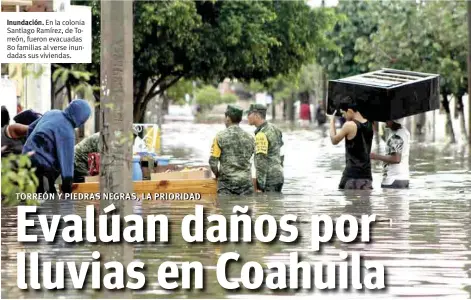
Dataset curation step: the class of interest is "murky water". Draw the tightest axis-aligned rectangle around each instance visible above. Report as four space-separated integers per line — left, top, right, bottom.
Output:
2 122 471 299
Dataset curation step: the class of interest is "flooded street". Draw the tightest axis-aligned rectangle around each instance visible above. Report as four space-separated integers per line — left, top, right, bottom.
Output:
2 122 471 299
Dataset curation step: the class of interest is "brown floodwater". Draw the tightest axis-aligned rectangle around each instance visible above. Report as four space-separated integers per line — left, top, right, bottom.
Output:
2 122 471 299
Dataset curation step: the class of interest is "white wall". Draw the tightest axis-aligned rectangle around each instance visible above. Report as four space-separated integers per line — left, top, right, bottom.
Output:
24 64 51 114
0 77 18 120
421 94 469 144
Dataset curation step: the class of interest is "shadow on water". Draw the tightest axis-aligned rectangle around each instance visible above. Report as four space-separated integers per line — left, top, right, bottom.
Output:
1 123 471 299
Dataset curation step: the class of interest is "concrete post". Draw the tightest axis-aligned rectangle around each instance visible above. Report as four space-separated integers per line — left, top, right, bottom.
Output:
99 2 134 298
467 0 471 144
99 0 133 194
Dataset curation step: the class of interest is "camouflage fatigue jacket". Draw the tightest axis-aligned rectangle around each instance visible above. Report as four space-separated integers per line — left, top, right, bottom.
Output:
74 132 100 179
254 122 284 191
209 125 255 195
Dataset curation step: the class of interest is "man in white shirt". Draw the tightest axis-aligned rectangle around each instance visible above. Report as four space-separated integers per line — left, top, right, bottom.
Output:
370 118 410 188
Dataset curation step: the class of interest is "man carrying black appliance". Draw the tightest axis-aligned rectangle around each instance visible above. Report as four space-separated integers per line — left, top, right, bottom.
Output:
329 97 374 190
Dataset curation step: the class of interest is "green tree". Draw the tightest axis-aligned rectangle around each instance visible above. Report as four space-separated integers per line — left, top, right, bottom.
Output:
244 74 296 120
195 85 221 112
166 79 195 106
424 1 467 140
317 1 379 80
51 64 97 106
221 93 238 105
68 0 336 122
422 0 467 136
244 63 323 121
354 0 467 142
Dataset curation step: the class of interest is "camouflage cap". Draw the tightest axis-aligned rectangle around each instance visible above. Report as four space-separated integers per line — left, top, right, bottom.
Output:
245 103 267 115
225 104 244 118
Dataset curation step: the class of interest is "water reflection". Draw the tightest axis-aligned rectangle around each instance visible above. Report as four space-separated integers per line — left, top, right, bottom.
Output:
1 123 471 299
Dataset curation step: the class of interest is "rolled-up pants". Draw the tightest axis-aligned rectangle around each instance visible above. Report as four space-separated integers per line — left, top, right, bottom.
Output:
339 176 373 190
381 180 409 189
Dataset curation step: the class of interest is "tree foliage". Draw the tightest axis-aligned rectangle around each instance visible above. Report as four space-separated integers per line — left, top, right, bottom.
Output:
316 1 378 80
221 93 238 105
194 85 221 112
51 64 97 106
166 79 195 105
245 1 468 126
315 0 467 141
244 63 323 104
68 0 336 122
423 0 467 99
353 0 467 99
1 152 39 206
195 85 237 112
317 0 467 100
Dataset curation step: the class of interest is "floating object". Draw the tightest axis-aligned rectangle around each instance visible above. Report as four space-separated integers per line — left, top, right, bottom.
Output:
133 136 148 153
327 68 440 121
132 123 161 154
144 126 161 154
155 156 171 166
151 168 211 181
69 179 217 195
132 155 143 181
85 176 99 183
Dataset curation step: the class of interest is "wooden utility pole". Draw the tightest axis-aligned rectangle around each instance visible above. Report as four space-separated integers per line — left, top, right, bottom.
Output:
100 0 134 194
467 0 471 144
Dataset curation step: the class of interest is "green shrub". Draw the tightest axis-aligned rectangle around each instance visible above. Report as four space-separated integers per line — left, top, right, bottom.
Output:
221 93 238 104
195 85 222 112
1 152 39 206
166 79 194 105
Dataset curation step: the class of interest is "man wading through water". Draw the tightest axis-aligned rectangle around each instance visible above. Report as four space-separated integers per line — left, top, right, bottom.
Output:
370 118 410 188
330 98 374 190
209 105 255 195
247 104 284 193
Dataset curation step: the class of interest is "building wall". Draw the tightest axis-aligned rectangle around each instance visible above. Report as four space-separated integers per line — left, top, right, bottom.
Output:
2 0 53 114
1 0 78 118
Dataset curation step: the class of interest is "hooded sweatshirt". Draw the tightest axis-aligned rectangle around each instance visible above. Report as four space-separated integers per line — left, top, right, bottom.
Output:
23 99 91 192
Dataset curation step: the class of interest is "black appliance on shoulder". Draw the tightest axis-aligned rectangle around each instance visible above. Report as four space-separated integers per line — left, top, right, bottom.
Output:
327 68 440 121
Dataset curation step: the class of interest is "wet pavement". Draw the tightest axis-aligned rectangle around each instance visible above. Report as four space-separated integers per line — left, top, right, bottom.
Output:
2 122 471 299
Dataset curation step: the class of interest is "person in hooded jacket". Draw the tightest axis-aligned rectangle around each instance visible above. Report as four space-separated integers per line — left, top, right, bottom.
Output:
23 99 91 194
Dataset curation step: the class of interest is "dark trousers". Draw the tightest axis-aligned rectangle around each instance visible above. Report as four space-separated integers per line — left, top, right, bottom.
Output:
73 169 85 183
32 161 58 194
339 176 373 190
218 188 254 196
264 183 283 193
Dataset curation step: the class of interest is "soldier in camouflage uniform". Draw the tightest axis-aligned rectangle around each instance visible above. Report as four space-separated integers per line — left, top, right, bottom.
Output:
246 104 284 193
74 132 100 183
74 127 142 182
209 105 255 195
